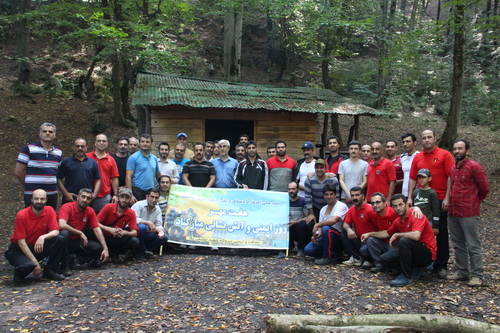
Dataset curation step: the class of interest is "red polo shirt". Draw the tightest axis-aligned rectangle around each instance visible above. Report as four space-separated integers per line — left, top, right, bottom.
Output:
387 208 437 260
58 202 99 240
409 146 454 200
344 203 377 237
11 206 59 245
87 151 119 198
97 203 138 236
367 158 396 200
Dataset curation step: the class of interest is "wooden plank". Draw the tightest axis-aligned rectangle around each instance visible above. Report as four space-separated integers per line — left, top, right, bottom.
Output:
151 127 203 136
152 119 203 128
151 109 296 121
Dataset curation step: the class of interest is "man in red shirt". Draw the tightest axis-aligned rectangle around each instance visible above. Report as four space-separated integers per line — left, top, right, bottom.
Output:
325 136 347 175
341 187 377 266
97 188 139 261
385 140 403 194
362 194 436 287
446 139 490 287
366 142 396 204
87 133 120 214
58 188 109 272
266 140 296 192
5 189 66 283
408 129 454 279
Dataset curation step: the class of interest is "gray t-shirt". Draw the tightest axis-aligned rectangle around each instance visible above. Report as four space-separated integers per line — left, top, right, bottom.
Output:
338 159 368 199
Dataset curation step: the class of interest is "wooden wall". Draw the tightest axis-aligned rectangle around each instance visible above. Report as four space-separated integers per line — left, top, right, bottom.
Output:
150 106 318 160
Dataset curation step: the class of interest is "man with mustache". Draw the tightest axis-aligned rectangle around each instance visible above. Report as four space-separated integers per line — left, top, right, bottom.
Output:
294 141 317 198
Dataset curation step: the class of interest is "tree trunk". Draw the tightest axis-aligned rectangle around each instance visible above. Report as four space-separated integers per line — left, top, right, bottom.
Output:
223 4 243 82
437 0 441 21
441 2 465 150
15 0 31 85
111 54 128 126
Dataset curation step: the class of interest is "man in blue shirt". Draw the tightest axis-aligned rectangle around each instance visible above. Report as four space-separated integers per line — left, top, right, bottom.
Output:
212 139 238 188
126 134 161 202
173 143 190 185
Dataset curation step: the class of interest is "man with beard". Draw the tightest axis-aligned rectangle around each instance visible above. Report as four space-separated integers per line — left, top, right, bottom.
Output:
361 194 436 287
324 136 347 176
385 140 404 194
15 123 63 209
132 188 169 260
157 142 179 184
126 134 161 202
408 129 454 279
182 143 215 188
168 132 194 160
304 159 339 223
158 175 171 221
97 188 139 260
235 140 268 190
361 144 372 163
87 134 120 213
294 141 317 198
266 140 296 192
400 133 419 197
288 182 309 257
212 139 238 188
338 141 368 203
341 187 376 266
58 188 109 272
57 138 101 204
205 141 215 161
112 137 130 187
128 137 139 155
267 146 276 159
230 134 250 159
5 189 66 282
446 139 490 287
366 141 396 205
173 143 190 185
234 144 246 163
304 184 348 265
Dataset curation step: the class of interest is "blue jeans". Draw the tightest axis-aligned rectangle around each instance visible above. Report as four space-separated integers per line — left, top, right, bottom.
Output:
341 230 372 261
138 224 169 253
304 226 343 259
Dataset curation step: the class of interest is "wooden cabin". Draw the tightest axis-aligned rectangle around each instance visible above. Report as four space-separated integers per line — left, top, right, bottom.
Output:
132 72 383 159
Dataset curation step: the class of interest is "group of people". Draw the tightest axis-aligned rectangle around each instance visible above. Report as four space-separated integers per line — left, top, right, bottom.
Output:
7 123 490 288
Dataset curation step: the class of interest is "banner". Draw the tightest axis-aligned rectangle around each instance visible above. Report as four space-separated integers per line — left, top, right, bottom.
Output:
166 185 289 249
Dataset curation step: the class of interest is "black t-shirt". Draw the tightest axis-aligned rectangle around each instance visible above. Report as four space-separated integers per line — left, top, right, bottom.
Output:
111 154 129 187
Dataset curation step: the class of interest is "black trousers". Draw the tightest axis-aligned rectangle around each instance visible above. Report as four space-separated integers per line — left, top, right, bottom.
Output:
434 200 449 271
104 235 139 255
60 230 103 266
4 235 66 279
289 220 314 251
380 237 433 278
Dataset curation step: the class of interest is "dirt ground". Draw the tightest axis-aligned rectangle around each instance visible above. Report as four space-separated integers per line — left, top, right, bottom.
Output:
0 90 498 332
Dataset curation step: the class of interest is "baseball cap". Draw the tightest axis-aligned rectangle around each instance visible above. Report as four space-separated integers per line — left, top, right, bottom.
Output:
417 168 431 177
177 132 188 139
315 159 326 166
301 141 314 149
118 188 133 197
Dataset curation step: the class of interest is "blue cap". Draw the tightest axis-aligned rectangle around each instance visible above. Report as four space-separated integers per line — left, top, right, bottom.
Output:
301 141 314 149
177 132 188 139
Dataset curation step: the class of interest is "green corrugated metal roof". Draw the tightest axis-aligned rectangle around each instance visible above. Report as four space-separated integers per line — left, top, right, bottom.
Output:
132 71 386 116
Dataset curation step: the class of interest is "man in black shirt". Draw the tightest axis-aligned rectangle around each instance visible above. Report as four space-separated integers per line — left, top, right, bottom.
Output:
182 143 216 187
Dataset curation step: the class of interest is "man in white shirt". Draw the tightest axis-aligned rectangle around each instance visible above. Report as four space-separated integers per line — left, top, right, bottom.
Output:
400 133 419 197
157 142 179 183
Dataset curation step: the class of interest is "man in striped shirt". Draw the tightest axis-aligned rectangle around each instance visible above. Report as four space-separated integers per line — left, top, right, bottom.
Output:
15 123 63 210
304 159 339 224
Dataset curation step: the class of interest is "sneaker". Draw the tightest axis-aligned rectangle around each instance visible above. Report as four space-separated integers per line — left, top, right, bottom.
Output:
134 253 146 262
89 259 103 268
370 265 384 273
468 277 484 287
58 267 73 277
342 256 362 266
296 250 305 257
144 250 154 258
277 251 286 259
42 269 65 281
362 261 374 268
314 258 336 265
446 272 468 281
411 267 424 280
390 274 413 287
436 268 448 279
304 256 316 262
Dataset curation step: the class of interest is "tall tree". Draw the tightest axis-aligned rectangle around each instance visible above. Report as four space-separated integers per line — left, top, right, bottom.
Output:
223 3 243 82
14 0 32 85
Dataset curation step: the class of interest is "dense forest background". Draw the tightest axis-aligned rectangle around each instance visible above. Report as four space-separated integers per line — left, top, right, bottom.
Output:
1 0 498 149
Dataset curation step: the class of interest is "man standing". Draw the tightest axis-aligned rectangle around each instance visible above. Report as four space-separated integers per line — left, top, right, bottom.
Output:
168 132 194 160
87 134 120 213
5 189 66 282
266 140 296 192
212 139 238 188
361 194 436 287
338 141 368 203
182 143 216 187
234 144 246 163
400 133 419 197
97 188 139 260
294 141 317 197
267 146 276 159
288 181 310 257
58 188 109 271
361 144 372 163
235 140 268 190
173 143 190 185
304 184 349 265
126 134 161 202
385 140 404 194
446 139 490 287
57 138 101 204
131 188 169 260
111 137 130 187
324 136 347 175
366 141 396 204
15 123 62 209
157 142 180 183
128 137 139 155
304 159 339 223
205 141 215 161
230 134 250 158
408 129 454 279
158 175 171 221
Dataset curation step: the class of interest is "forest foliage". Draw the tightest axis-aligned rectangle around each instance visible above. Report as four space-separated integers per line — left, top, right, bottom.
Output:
0 0 498 133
